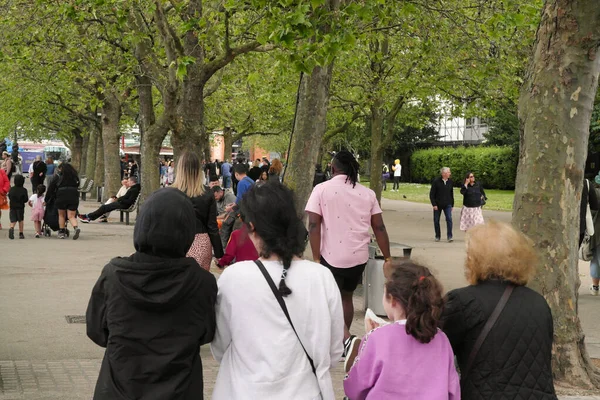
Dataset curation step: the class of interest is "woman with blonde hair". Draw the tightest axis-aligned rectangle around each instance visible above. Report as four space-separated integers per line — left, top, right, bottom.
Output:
441 220 556 400
173 152 223 270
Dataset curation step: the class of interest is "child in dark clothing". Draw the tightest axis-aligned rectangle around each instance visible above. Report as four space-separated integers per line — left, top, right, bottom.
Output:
8 175 28 239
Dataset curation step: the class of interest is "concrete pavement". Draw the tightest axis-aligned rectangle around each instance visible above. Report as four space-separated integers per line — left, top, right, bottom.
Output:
0 197 598 399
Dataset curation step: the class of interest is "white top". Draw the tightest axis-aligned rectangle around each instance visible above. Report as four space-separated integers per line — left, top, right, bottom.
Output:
29 194 42 205
393 164 402 177
211 259 344 400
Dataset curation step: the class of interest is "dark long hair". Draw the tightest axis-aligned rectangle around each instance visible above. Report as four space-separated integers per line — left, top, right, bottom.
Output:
240 182 308 297
385 261 445 344
332 150 359 188
58 163 79 183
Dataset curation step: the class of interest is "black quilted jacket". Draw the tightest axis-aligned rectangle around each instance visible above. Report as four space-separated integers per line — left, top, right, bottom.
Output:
441 280 557 400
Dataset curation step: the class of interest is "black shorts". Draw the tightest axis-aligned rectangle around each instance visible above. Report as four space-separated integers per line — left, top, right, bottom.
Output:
320 257 367 292
55 187 79 211
9 208 24 223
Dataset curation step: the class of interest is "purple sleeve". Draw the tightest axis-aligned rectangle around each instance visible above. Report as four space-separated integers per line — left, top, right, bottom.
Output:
343 332 381 400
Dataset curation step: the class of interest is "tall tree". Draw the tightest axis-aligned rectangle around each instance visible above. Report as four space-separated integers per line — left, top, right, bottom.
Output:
513 0 600 387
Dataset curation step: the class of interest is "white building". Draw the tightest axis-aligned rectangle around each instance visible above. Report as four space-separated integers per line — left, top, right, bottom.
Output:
433 101 489 143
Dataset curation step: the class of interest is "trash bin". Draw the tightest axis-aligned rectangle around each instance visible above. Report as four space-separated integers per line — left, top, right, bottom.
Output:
364 243 413 317
364 244 387 317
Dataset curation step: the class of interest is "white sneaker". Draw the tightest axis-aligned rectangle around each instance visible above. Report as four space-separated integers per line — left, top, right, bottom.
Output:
591 285 599 296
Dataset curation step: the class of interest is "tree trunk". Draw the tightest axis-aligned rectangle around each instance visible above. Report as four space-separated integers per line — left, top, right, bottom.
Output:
512 0 600 388
173 80 206 159
284 65 334 216
85 125 98 186
369 100 385 204
80 131 89 176
69 128 84 173
94 133 105 196
101 91 122 201
223 126 233 161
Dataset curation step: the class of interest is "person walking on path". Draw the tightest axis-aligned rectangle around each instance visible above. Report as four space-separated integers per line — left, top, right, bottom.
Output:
211 182 344 400
7 174 28 239
172 152 223 271
581 176 598 246
78 176 140 223
305 150 392 355
45 157 55 188
225 163 254 213
2 151 14 180
0 168 9 230
587 173 600 295
381 163 390 191
391 159 401 191
429 167 454 242
86 188 218 400
459 171 486 231
45 163 81 240
28 184 46 238
344 261 460 400
30 155 47 193
441 221 557 400
221 159 232 189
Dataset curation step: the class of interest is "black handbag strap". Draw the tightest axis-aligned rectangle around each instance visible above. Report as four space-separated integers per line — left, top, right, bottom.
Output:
464 284 514 377
254 260 317 376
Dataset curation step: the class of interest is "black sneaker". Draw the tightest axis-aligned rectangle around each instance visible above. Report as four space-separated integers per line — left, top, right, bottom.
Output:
19 232 25 239
72 227 80 240
344 336 361 373
8 227 14 240
435 237 440 242
99 218 108 223
343 335 357 358
448 237 453 242
58 230 66 239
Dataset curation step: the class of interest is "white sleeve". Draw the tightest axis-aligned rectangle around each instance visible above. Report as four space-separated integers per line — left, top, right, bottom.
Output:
29 195 36 202
211 270 233 363
326 271 345 367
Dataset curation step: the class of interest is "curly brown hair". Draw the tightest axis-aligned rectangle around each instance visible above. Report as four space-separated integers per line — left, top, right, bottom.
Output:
465 220 537 285
385 260 445 344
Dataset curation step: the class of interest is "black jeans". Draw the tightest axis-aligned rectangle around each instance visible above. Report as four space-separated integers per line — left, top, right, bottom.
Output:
393 176 400 190
433 205 453 239
88 202 123 220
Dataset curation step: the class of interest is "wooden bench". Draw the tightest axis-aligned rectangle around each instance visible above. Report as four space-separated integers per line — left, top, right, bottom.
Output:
119 195 140 226
78 179 94 201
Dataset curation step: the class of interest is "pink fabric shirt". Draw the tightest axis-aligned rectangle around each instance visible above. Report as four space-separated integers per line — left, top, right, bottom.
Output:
305 175 382 268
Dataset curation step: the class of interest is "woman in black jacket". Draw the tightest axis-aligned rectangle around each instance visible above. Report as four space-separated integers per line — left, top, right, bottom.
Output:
441 220 557 400
86 188 217 400
459 171 486 232
173 151 224 270
46 163 80 240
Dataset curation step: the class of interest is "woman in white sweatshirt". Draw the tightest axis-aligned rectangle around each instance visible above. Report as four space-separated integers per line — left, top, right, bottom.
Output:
211 182 344 400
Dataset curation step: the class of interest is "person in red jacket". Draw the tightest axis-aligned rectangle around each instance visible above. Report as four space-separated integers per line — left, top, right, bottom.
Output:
0 169 10 229
218 224 259 268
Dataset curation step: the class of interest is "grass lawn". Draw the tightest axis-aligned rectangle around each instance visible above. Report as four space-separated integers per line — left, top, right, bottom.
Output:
362 181 514 211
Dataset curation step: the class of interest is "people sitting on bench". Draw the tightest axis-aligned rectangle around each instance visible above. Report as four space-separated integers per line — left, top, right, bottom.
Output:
78 176 140 223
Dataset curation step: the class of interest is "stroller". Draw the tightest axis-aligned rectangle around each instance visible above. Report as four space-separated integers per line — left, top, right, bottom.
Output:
43 197 70 237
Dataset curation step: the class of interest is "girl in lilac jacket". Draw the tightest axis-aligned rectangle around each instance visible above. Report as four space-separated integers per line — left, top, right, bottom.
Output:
344 261 460 400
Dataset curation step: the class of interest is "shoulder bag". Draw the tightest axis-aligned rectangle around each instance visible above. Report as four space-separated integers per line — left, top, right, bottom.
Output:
463 284 514 377
586 179 595 236
254 260 318 378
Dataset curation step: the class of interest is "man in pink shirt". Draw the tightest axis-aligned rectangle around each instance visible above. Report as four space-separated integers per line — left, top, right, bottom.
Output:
305 151 392 352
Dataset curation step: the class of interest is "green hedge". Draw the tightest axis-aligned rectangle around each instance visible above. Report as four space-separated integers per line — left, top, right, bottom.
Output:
410 146 517 189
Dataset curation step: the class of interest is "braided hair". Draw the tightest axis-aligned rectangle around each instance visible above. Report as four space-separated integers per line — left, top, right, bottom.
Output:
239 181 308 296
332 150 360 188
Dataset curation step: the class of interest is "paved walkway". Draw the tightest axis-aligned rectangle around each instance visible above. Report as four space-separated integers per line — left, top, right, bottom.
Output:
0 198 599 399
